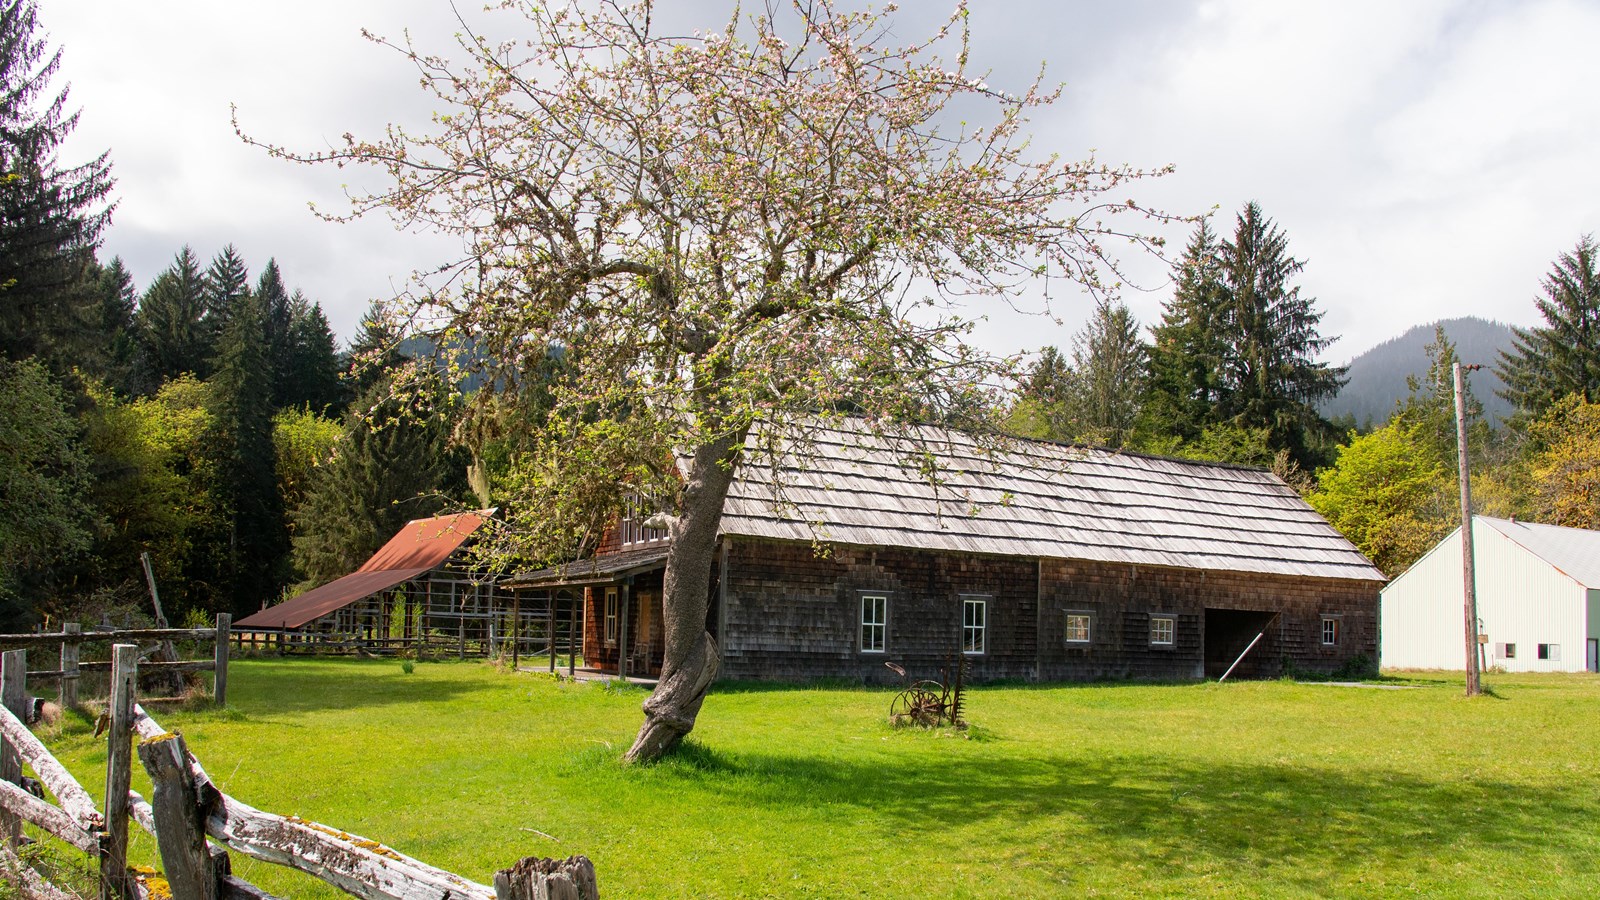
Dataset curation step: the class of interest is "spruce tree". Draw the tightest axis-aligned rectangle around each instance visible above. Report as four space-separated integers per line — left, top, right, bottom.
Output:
206 287 285 615
1066 299 1147 448
1497 235 1600 421
283 296 344 414
1142 219 1228 447
137 247 212 381
1213 202 1343 467
344 299 408 398
291 376 465 586
87 255 138 392
201 244 250 344
0 0 114 368
256 259 294 404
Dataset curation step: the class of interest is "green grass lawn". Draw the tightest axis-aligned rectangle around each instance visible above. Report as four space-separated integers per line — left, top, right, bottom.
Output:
30 660 1600 898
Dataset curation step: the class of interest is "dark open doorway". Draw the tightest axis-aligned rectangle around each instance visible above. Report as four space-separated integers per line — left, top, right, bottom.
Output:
1205 608 1279 680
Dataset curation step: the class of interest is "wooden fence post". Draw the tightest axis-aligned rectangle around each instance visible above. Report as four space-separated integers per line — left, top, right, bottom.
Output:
214 614 231 707
494 856 599 900
138 732 217 900
0 649 25 847
61 623 81 708
100 644 137 900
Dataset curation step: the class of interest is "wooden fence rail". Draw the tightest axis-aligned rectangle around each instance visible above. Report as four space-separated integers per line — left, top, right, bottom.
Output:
0 618 230 708
0 645 599 900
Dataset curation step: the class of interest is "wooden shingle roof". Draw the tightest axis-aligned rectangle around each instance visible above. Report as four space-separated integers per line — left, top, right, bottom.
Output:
720 419 1384 583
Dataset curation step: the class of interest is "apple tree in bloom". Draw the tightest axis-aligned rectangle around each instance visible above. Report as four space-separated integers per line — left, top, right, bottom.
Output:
256 0 1176 762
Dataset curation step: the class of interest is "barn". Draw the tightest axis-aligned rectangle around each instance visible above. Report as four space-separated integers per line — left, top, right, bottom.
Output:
235 511 567 658
1381 516 1600 673
505 418 1384 682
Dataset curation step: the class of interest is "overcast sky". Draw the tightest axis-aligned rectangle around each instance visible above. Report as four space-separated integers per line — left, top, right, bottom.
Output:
50 0 1600 363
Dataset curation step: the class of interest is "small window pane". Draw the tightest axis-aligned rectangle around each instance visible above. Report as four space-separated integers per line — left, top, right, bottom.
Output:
604 589 618 645
1539 643 1560 661
1150 616 1174 646
1066 614 1092 643
963 598 986 655
861 595 886 653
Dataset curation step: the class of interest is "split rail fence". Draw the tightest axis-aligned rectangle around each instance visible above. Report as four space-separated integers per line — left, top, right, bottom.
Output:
0 618 233 709
0 646 598 899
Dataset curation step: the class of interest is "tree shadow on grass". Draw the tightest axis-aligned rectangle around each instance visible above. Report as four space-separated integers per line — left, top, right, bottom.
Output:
651 740 1600 892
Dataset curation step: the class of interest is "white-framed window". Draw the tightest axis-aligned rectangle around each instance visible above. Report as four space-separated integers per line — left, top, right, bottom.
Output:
1539 643 1560 661
604 588 618 646
619 493 668 546
962 597 987 655
860 594 887 653
1150 615 1175 646
1321 616 1340 646
1065 613 1092 644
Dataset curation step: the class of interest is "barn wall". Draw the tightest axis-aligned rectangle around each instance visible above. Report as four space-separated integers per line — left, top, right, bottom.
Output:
720 537 1379 683
719 538 1037 682
1038 559 1379 681
1382 522 1588 672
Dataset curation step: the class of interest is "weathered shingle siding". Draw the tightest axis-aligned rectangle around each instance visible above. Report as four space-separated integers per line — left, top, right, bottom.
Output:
719 537 1380 683
1037 558 1379 680
720 538 1037 682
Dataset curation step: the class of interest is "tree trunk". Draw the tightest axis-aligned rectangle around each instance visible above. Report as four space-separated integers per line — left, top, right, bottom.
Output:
624 428 744 763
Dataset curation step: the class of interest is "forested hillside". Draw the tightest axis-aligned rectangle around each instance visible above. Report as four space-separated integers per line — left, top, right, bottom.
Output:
1321 317 1517 428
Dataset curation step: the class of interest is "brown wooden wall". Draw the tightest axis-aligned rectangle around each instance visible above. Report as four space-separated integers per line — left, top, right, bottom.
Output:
580 572 667 676
718 537 1380 683
720 538 1038 683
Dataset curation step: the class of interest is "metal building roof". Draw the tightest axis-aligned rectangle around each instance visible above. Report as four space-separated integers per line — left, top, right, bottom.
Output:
719 419 1385 583
236 512 491 630
1478 516 1600 588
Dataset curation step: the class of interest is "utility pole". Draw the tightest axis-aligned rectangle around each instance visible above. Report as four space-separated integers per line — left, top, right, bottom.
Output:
1455 362 1483 697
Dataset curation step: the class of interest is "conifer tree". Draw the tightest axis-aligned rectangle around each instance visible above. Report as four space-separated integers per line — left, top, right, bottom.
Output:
344 300 407 398
1066 299 1147 448
1213 202 1343 467
206 286 284 614
283 295 344 414
0 0 115 369
87 255 138 391
1142 220 1227 446
201 244 250 343
291 376 465 586
1497 235 1600 421
255 259 294 402
137 247 212 381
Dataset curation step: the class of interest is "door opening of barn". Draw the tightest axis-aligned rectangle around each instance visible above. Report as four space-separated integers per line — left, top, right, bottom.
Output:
1204 608 1278 679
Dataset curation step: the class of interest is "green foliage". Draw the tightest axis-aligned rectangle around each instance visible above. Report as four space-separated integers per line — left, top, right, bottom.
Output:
1308 421 1452 577
273 406 341 518
41 659 1600 898
208 282 287 614
290 374 468 587
281 295 345 414
1009 301 1147 448
1498 235 1600 421
137 247 212 381
1141 206 1343 468
1524 393 1600 529
0 0 114 369
0 358 91 621
81 376 221 619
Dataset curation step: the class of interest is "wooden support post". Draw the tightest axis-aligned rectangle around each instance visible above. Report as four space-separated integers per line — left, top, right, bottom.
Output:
0 649 25 847
101 644 137 900
548 594 556 674
61 623 81 708
618 582 630 681
568 597 577 678
512 595 521 671
138 732 219 900
214 614 231 707
493 856 599 900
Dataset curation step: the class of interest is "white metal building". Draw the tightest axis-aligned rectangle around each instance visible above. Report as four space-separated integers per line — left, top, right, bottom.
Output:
1381 516 1600 673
